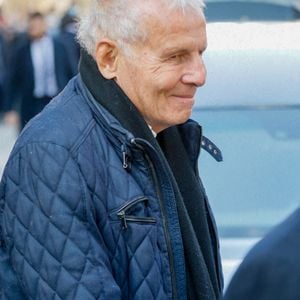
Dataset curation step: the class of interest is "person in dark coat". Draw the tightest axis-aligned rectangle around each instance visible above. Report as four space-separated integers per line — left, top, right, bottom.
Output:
56 13 80 76
0 31 7 113
4 12 73 130
0 1 223 299
224 207 300 300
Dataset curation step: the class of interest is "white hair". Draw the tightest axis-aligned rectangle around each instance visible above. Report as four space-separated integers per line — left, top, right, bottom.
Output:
77 0 205 57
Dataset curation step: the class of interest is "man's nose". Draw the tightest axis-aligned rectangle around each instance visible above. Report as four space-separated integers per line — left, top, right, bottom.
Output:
181 56 206 87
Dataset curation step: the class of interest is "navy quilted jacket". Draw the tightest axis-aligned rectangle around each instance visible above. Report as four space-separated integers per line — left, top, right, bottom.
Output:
0 75 221 299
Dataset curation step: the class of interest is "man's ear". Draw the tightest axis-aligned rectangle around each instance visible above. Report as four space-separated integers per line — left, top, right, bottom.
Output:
95 39 119 79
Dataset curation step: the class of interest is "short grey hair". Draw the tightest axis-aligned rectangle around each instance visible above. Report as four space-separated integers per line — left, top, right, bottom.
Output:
77 0 205 57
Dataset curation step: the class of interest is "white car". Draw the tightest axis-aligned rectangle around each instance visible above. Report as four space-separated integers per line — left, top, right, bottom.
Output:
194 0 300 288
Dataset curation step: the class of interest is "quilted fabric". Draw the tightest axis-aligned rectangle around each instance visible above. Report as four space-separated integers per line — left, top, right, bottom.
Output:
0 77 173 299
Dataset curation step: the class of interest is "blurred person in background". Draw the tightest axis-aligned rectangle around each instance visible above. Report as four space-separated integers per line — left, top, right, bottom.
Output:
4 12 73 130
0 7 8 115
0 7 4 28
0 29 8 114
223 207 300 300
0 26 27 125
57 11 80 76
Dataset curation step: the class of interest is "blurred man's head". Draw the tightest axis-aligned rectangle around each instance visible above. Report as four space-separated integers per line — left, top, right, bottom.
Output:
28 12 47 40
78 0 206 133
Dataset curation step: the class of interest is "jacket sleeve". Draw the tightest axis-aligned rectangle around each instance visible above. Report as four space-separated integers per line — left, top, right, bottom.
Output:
2 142 121 299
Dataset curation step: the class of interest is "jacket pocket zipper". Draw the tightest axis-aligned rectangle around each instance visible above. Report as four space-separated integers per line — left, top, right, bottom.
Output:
116 197 156 229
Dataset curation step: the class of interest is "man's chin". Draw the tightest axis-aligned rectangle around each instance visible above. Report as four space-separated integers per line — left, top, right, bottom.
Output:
172 112 193 127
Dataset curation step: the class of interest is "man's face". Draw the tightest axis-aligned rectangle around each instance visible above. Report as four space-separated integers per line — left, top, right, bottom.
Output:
28 17 46 40
115 7 207 133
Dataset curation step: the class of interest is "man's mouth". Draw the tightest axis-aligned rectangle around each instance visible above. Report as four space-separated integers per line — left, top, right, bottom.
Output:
172 94 195 102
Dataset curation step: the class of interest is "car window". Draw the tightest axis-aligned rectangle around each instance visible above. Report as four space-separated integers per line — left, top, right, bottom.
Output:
198 49 300 107
193 107 300 237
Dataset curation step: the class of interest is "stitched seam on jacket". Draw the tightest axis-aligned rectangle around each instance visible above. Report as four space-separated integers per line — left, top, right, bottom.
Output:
70 118 96 156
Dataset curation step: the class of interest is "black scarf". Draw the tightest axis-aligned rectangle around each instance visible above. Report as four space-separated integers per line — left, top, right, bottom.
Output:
79 50 222 300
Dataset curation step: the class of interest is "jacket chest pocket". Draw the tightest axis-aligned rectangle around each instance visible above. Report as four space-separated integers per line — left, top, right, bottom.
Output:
110 196 156 230
108 196 164 298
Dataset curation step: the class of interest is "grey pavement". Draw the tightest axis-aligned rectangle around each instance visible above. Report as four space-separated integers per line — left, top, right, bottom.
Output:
0 121 18 177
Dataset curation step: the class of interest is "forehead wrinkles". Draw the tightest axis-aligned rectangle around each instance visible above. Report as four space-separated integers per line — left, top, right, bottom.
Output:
140 9 205 50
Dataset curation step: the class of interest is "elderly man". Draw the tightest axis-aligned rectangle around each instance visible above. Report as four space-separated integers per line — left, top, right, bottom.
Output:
0 0 223 299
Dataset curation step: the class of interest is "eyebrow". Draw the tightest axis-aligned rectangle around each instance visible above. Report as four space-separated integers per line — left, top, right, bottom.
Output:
161 47 191 56
162 44 207 57
162 46 184 53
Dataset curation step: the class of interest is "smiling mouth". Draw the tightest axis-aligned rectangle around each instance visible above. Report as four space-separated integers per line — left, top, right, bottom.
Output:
172 95 195 102
170 95 195 109
175 95 194 98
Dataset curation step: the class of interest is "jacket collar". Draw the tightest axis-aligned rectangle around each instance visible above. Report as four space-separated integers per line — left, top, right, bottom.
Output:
78 49 222 163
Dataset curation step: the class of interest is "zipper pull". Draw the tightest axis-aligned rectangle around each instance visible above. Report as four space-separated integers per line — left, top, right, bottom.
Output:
117 211 128 230
121 144 131 171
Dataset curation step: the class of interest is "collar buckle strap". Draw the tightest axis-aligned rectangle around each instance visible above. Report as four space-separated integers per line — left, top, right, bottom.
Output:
201 136 223 162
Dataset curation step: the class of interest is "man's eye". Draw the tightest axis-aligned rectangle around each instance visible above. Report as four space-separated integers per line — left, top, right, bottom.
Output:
169 54 184 62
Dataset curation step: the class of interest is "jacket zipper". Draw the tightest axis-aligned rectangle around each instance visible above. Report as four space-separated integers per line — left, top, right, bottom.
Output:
82 87 181 299
132 139 179 300
116 197 156 229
